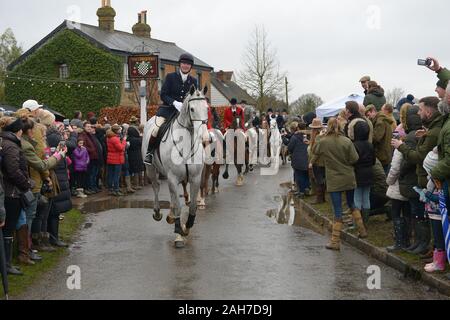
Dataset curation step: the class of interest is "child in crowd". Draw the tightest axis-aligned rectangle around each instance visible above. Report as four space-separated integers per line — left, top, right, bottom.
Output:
415 148 447 273
72 138 90 198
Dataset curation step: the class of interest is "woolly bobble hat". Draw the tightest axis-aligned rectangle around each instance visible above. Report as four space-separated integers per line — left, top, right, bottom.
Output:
423 147 439 176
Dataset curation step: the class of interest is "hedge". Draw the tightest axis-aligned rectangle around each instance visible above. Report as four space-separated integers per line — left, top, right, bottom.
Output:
99 106 233 127
5 29 122 116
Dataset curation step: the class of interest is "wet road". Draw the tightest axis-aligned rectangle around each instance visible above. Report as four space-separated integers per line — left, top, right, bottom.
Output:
21 166 447 300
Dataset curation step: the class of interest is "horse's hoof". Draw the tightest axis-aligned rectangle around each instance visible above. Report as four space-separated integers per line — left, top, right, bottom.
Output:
175 235 185 249
223 173 229 180
166 215 176 225
153 211 163 222
175 241 185 249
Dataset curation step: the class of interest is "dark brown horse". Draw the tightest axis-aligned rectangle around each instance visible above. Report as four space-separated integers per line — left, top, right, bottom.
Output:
222 113 249 186
197 129 223 209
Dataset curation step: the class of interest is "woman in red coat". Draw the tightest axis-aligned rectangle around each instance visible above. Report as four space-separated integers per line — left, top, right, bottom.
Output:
106 124 127 196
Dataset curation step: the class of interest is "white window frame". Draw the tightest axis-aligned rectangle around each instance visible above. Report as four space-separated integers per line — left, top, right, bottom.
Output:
59 64 69 79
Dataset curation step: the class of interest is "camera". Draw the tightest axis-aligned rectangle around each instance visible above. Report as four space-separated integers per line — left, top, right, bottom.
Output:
418 58 432 67
392 131 400 139
58 141 66 149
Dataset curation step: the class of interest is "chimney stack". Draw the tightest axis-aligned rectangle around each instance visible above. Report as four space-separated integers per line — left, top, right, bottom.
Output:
132 10 151 38
97 0 116 32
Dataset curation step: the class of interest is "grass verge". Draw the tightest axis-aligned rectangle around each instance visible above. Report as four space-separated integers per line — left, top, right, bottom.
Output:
6 209 85 297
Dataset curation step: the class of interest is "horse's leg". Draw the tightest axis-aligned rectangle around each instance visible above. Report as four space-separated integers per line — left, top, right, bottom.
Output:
235 164 244 186
222 164 229 180
198 165 207 210
147 166 162 221
204 165 212 197
212 163 220 193
182 180 190 205
244 145 250 175
167 176 185 248
185 175 202 235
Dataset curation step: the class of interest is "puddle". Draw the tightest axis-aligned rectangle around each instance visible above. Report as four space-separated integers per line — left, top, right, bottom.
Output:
80 199 171 214
268 184 327 235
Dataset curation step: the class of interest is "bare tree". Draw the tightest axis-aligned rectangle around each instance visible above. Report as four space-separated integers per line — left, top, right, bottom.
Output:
238 25 286 112
0 28 23 103
290 94 323 116
385 87 405 108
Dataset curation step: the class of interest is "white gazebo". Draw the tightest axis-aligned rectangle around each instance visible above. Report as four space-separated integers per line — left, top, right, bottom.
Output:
316 94 365 120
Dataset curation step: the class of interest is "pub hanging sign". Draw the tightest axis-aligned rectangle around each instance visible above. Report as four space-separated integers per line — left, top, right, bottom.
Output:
128 54 159 80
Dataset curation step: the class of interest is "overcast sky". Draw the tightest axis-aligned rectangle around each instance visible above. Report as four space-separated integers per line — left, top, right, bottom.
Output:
1 0 449 102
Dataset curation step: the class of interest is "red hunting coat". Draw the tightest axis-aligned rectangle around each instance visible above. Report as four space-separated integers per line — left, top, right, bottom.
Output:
223 106 245 131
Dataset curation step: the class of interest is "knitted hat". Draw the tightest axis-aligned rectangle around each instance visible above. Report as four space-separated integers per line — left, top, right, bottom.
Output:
423 147 439 176
70 119 83 129
3 117 24 133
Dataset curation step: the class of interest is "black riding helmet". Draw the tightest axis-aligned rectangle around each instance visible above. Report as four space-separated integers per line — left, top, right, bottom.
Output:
179 53 194 65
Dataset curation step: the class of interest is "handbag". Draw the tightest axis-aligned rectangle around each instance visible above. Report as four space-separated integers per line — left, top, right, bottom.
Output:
44 170 61 199
20 190 35 208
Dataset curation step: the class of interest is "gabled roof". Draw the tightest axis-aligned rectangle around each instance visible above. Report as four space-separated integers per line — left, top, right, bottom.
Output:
211 72 256 105
8 20 213 71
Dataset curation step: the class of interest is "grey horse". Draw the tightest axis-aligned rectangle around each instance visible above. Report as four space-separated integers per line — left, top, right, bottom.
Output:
142 85 209 248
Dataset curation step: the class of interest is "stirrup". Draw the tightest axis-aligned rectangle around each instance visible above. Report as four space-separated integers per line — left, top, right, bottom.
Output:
144 152 154 165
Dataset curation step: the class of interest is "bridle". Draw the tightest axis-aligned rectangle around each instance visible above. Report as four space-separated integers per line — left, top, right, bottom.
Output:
172 95 208 164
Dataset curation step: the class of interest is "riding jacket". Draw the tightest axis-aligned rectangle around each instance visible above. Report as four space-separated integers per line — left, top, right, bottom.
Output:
157 71 198 119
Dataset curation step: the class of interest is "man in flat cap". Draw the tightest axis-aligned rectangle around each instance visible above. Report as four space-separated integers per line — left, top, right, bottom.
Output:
360 76 371 95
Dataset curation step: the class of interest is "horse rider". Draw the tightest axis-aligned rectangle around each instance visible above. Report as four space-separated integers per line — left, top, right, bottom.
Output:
144 53 198 165
266 108 274 124
223 98 245 132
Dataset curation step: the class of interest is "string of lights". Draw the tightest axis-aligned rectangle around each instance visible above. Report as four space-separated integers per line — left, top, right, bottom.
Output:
5 72 128 85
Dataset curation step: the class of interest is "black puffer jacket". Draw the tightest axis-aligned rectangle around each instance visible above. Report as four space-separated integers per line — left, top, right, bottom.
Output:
127 127 144 174
399 106 422 199
0 131 31 198
352 121 375 187
95 127 107 167
47 128 72 215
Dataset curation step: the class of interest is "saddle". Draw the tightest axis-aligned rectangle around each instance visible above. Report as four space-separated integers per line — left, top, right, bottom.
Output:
156 111 178 144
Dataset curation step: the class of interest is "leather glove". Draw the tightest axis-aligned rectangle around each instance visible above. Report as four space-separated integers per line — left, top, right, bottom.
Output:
173 101 183 111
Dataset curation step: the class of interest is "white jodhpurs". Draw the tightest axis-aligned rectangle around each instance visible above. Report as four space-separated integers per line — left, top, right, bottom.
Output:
152 116 167 138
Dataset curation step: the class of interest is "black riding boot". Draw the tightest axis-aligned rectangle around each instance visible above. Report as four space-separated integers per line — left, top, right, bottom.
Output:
4 237 23 276
144 136 158 165
48 216 68 248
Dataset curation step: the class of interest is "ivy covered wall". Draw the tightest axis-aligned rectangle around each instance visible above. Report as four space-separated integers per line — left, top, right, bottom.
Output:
5 29 122 116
